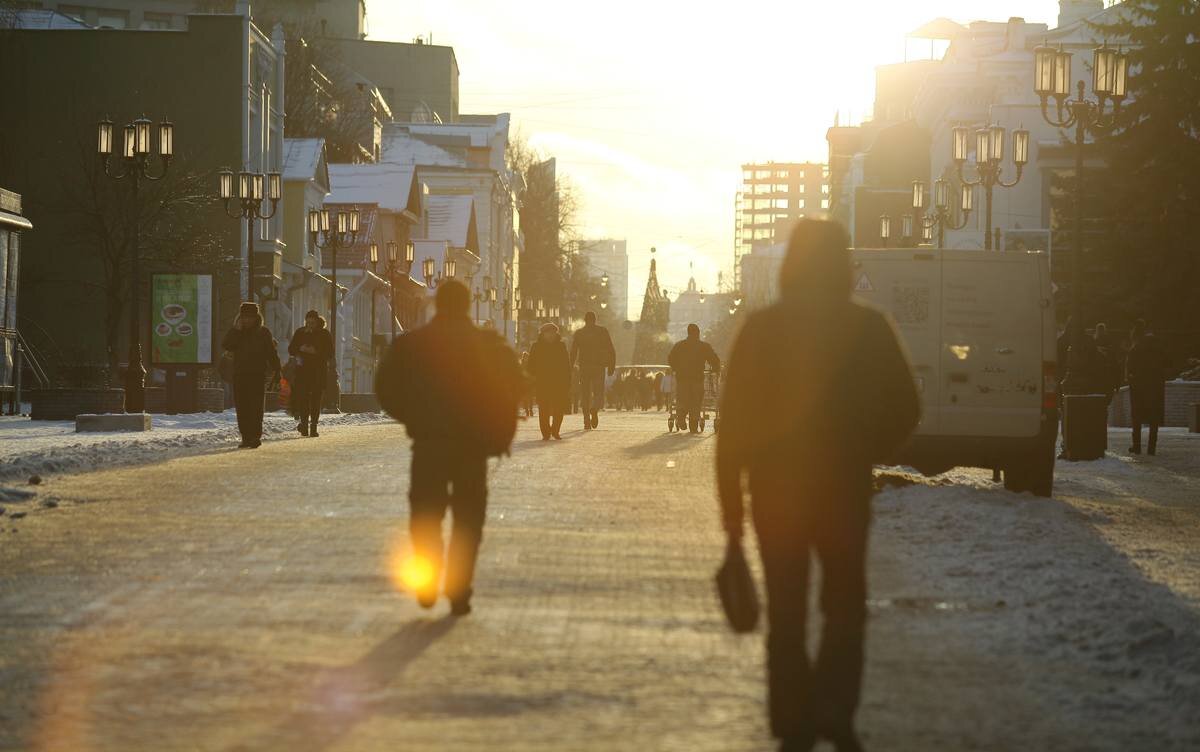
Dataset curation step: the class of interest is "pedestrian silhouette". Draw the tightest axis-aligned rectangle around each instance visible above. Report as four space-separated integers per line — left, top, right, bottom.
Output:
528 323 571 440
571 311 616 430
1126 319 1169 455
288 310 333 437
716 219 920 752
669 323 720 433
221 301 282 449
375 281 524 615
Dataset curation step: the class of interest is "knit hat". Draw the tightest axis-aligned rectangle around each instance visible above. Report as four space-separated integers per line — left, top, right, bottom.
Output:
239 301 261 317
539 323 560 335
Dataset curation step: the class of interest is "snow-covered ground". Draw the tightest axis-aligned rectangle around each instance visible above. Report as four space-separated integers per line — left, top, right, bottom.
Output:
0 410 390 484
872 427 1200 747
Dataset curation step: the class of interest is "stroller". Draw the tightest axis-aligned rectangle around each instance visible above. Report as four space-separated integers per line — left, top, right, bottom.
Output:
667 368 720 433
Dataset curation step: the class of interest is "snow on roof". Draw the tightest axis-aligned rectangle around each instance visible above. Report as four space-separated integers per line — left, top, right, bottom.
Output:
12 9 92 29
424 195 474 249
380 130 462 167
282 138 325 182
327 163 416 213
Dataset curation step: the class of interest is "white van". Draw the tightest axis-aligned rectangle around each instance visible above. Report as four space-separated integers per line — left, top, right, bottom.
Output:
850 248 1058 496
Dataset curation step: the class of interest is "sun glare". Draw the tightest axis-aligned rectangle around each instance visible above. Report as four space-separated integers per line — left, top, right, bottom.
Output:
395 553 436 592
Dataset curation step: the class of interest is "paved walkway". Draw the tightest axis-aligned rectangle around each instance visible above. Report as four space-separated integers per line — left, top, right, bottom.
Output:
1 413 1197 751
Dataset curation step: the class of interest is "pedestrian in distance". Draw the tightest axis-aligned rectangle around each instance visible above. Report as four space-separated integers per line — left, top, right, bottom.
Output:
717 219 920 752
654 371 665 411
1126 319 1169 456
288 310 333 437
528 323 571 440
375 280 524 616
669 323 721 433
570 311 616 430
221 301 282 449
519 351 534 419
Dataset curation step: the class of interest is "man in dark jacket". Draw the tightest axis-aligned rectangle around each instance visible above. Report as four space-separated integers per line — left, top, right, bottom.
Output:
570 311 616 430
717 219 920 752
669 324 721 433
288 310 334 437
1126 319 1169 455
221 302 282 449
376 281 523 616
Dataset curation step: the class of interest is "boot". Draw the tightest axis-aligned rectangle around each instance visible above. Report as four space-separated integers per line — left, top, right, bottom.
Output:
298 420 309 437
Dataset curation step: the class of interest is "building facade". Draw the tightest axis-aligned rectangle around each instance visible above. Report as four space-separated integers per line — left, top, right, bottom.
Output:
734 161 828 288
576 239 629 323
0 189 32 409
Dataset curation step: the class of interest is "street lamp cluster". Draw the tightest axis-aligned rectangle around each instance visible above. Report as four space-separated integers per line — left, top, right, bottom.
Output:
97 114 175 413
952 122 1029 249
421 256 456 287
308 206 360 369
370 239 415 340
218 167 281 301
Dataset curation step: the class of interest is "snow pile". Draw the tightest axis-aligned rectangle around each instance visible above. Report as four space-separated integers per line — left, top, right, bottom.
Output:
873 463 1200 745
0 411 390 483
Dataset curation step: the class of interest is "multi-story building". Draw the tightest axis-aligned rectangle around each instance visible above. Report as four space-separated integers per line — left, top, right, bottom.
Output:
576 239 629 323
734 162 828 288
29 0 364 35
0 189 31 410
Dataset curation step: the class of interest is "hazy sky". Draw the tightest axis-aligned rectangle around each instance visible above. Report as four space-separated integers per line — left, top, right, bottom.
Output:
371 1 1065 315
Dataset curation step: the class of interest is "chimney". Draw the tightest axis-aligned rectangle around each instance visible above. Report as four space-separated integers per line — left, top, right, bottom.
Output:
1058 0 1103 29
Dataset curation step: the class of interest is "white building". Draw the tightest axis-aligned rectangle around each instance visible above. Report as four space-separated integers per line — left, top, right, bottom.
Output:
668 271 735 343
577 239 630 322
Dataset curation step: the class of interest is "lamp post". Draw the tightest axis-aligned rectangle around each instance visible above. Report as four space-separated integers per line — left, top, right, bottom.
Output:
218 166 281 301
385 239 414 339
369 242 379 361
472 275 493 323
308 206 359 407
951 122 1029 249
97 114 174 413
1034 40 1128 357
423 256 456 288
905 178 975 248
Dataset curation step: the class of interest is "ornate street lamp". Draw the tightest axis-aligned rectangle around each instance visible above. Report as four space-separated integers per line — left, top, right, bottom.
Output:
1034 40 1129 376
218 165 281 301
97 113 174 413
907 178 974 248
951 121 1029 249
308 205 360 410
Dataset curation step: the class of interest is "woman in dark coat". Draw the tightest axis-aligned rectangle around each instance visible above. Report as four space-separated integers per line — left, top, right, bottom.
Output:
288 309 334 437
527 323 571 440
221 302 282 448
1126 319 1169 455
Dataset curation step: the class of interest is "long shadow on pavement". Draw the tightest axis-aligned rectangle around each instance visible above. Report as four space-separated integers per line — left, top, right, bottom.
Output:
622 432 708 458
230 616 457 752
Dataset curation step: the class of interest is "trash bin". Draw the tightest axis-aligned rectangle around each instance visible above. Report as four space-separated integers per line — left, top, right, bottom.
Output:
1189 403 1200 434
164 367 198 414
1063 394 1108 461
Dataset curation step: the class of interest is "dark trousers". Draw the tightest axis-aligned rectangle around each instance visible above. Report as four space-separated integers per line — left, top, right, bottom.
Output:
539 411 563 438
233 372 266 443
754 492 870 740
409 442 489 603
579 367 606 416
678 378 704 430
1130 393 1161 452
293 371 324 426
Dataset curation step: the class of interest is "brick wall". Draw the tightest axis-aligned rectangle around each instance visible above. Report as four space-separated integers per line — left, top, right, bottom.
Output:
30 389 125 421
1108 381 1200 428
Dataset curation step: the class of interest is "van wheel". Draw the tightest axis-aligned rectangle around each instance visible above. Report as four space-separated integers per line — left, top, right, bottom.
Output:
1004 447 1056 497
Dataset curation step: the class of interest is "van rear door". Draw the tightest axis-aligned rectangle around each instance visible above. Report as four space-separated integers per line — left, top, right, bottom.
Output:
939 251 1043 438
851 250 941 436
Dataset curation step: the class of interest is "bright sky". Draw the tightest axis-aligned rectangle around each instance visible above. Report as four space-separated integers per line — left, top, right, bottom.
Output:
370 0 1065 316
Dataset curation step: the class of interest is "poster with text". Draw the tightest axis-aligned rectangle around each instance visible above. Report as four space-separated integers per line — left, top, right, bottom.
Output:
150 274 213 365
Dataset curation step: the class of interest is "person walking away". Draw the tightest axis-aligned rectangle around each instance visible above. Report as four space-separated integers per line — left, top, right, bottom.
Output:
570 311 616 430
375 281 523 615
528 323 571 440
638 371 654 411
519 352 534 418
669 324 721 433
654 371 665 411
1126 319 1169 455
716 219 920 752
288 310 334 437
661 370 676 415
221 302 282 449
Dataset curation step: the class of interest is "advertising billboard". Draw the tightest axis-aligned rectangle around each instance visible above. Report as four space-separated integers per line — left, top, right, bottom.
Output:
150 273 214 365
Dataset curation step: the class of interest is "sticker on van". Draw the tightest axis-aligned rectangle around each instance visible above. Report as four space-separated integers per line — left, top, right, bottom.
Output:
854 272 874 292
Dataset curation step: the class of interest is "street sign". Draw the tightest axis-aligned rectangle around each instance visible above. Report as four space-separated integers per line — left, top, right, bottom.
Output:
150 273 214 365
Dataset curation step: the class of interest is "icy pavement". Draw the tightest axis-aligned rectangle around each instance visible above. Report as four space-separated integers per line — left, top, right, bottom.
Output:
0 410 388 484
0 414 1197 750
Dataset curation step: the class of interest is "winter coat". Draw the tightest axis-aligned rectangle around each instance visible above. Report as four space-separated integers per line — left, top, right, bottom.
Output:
669 337 721 382
288 326 334 386
528 338 571 414
717 298 920 531
1126 334 1168 422
376 314 524 454
222 325 281 378
570 323 616 371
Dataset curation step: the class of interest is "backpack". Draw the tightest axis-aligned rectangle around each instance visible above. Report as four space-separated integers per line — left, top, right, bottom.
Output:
376 326 523 457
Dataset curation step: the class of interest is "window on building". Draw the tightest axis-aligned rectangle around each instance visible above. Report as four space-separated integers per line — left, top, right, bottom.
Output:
822 184 830 195
797 199 806 209
755 170 769 179
96 9 128 27
753 184 770 195
774 184 788 193
141 12 173 29
773 198 788 209
821 199 830 209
